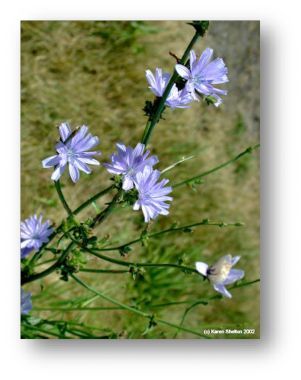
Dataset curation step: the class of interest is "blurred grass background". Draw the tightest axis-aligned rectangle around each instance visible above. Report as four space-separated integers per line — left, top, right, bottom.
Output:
21 20 260 339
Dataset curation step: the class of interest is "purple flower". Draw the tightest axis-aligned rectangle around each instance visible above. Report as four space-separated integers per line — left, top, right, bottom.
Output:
175 48 229 107
146 68 193 109
21 214 53 259
103 143 159 191
42 122 101 183
133 166 173 222
166 83 194 109
195 255 244 298
21 288 32 315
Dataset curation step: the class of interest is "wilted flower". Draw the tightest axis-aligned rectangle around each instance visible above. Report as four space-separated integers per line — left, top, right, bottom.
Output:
146 68 193 109
21 214 53 258
21 288 32 315
133 166 173 222
42 122 101 183
103 143 158 191
195 254 244 298
175 48 229 106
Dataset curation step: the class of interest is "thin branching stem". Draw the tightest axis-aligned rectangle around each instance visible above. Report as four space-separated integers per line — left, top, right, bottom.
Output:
94 219 244 252
27 184 114 266
79 246 199 274
173 278 260 337
90 188 122 228
21 241 75 285
71 274 209 338
173 144 260 188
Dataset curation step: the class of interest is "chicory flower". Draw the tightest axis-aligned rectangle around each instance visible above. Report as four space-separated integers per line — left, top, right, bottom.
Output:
175 48 229 106
42 122 101 183
103 143 159 191
20 213 53 258
195 254 244 298
133 166 173 222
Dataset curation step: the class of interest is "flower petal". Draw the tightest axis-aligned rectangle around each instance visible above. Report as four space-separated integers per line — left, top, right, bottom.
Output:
223 269 245 285
42 155 60 168
74 159 92 174
213 284 232 298
59 122 72 142
175 64 190 80
122 176 134 191
51 164 66 181
68 164 80 183
196 47 214 73
195 262 208 277
189 50 197 70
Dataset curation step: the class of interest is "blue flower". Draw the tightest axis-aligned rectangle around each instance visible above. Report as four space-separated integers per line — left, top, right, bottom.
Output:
21 214 53 258
146 68 193 109
42 122 101 183
175 48 229 106
195 255 244 298
103 143 159 191
133 166 173 222
21 288 32 315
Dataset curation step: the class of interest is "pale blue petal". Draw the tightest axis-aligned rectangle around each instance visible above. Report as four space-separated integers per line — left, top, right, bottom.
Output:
59 122 72 142
51 164 66 181
223 269 245 285
175 64 190 80
213 284 232 298
42 155 60 168
69 164 80 183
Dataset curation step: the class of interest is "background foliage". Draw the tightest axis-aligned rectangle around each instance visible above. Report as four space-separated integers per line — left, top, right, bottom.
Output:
21 20 260 338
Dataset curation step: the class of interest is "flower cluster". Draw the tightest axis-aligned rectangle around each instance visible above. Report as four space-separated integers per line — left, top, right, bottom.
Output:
195 254 244 298
21 213 53 258
146 48 228 108
42 123 101 183
104 142 172 222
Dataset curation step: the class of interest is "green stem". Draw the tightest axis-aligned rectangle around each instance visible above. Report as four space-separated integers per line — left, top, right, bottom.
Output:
80 268 129 274
54 179 73 216
95 219 243 252
73 184 115 215
21 241 75 285
80 246 199 274
27 184 114 267
141 30 202 146
173 278 260 337
173 144 260 188
90 189 122 228
71 274 209 338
